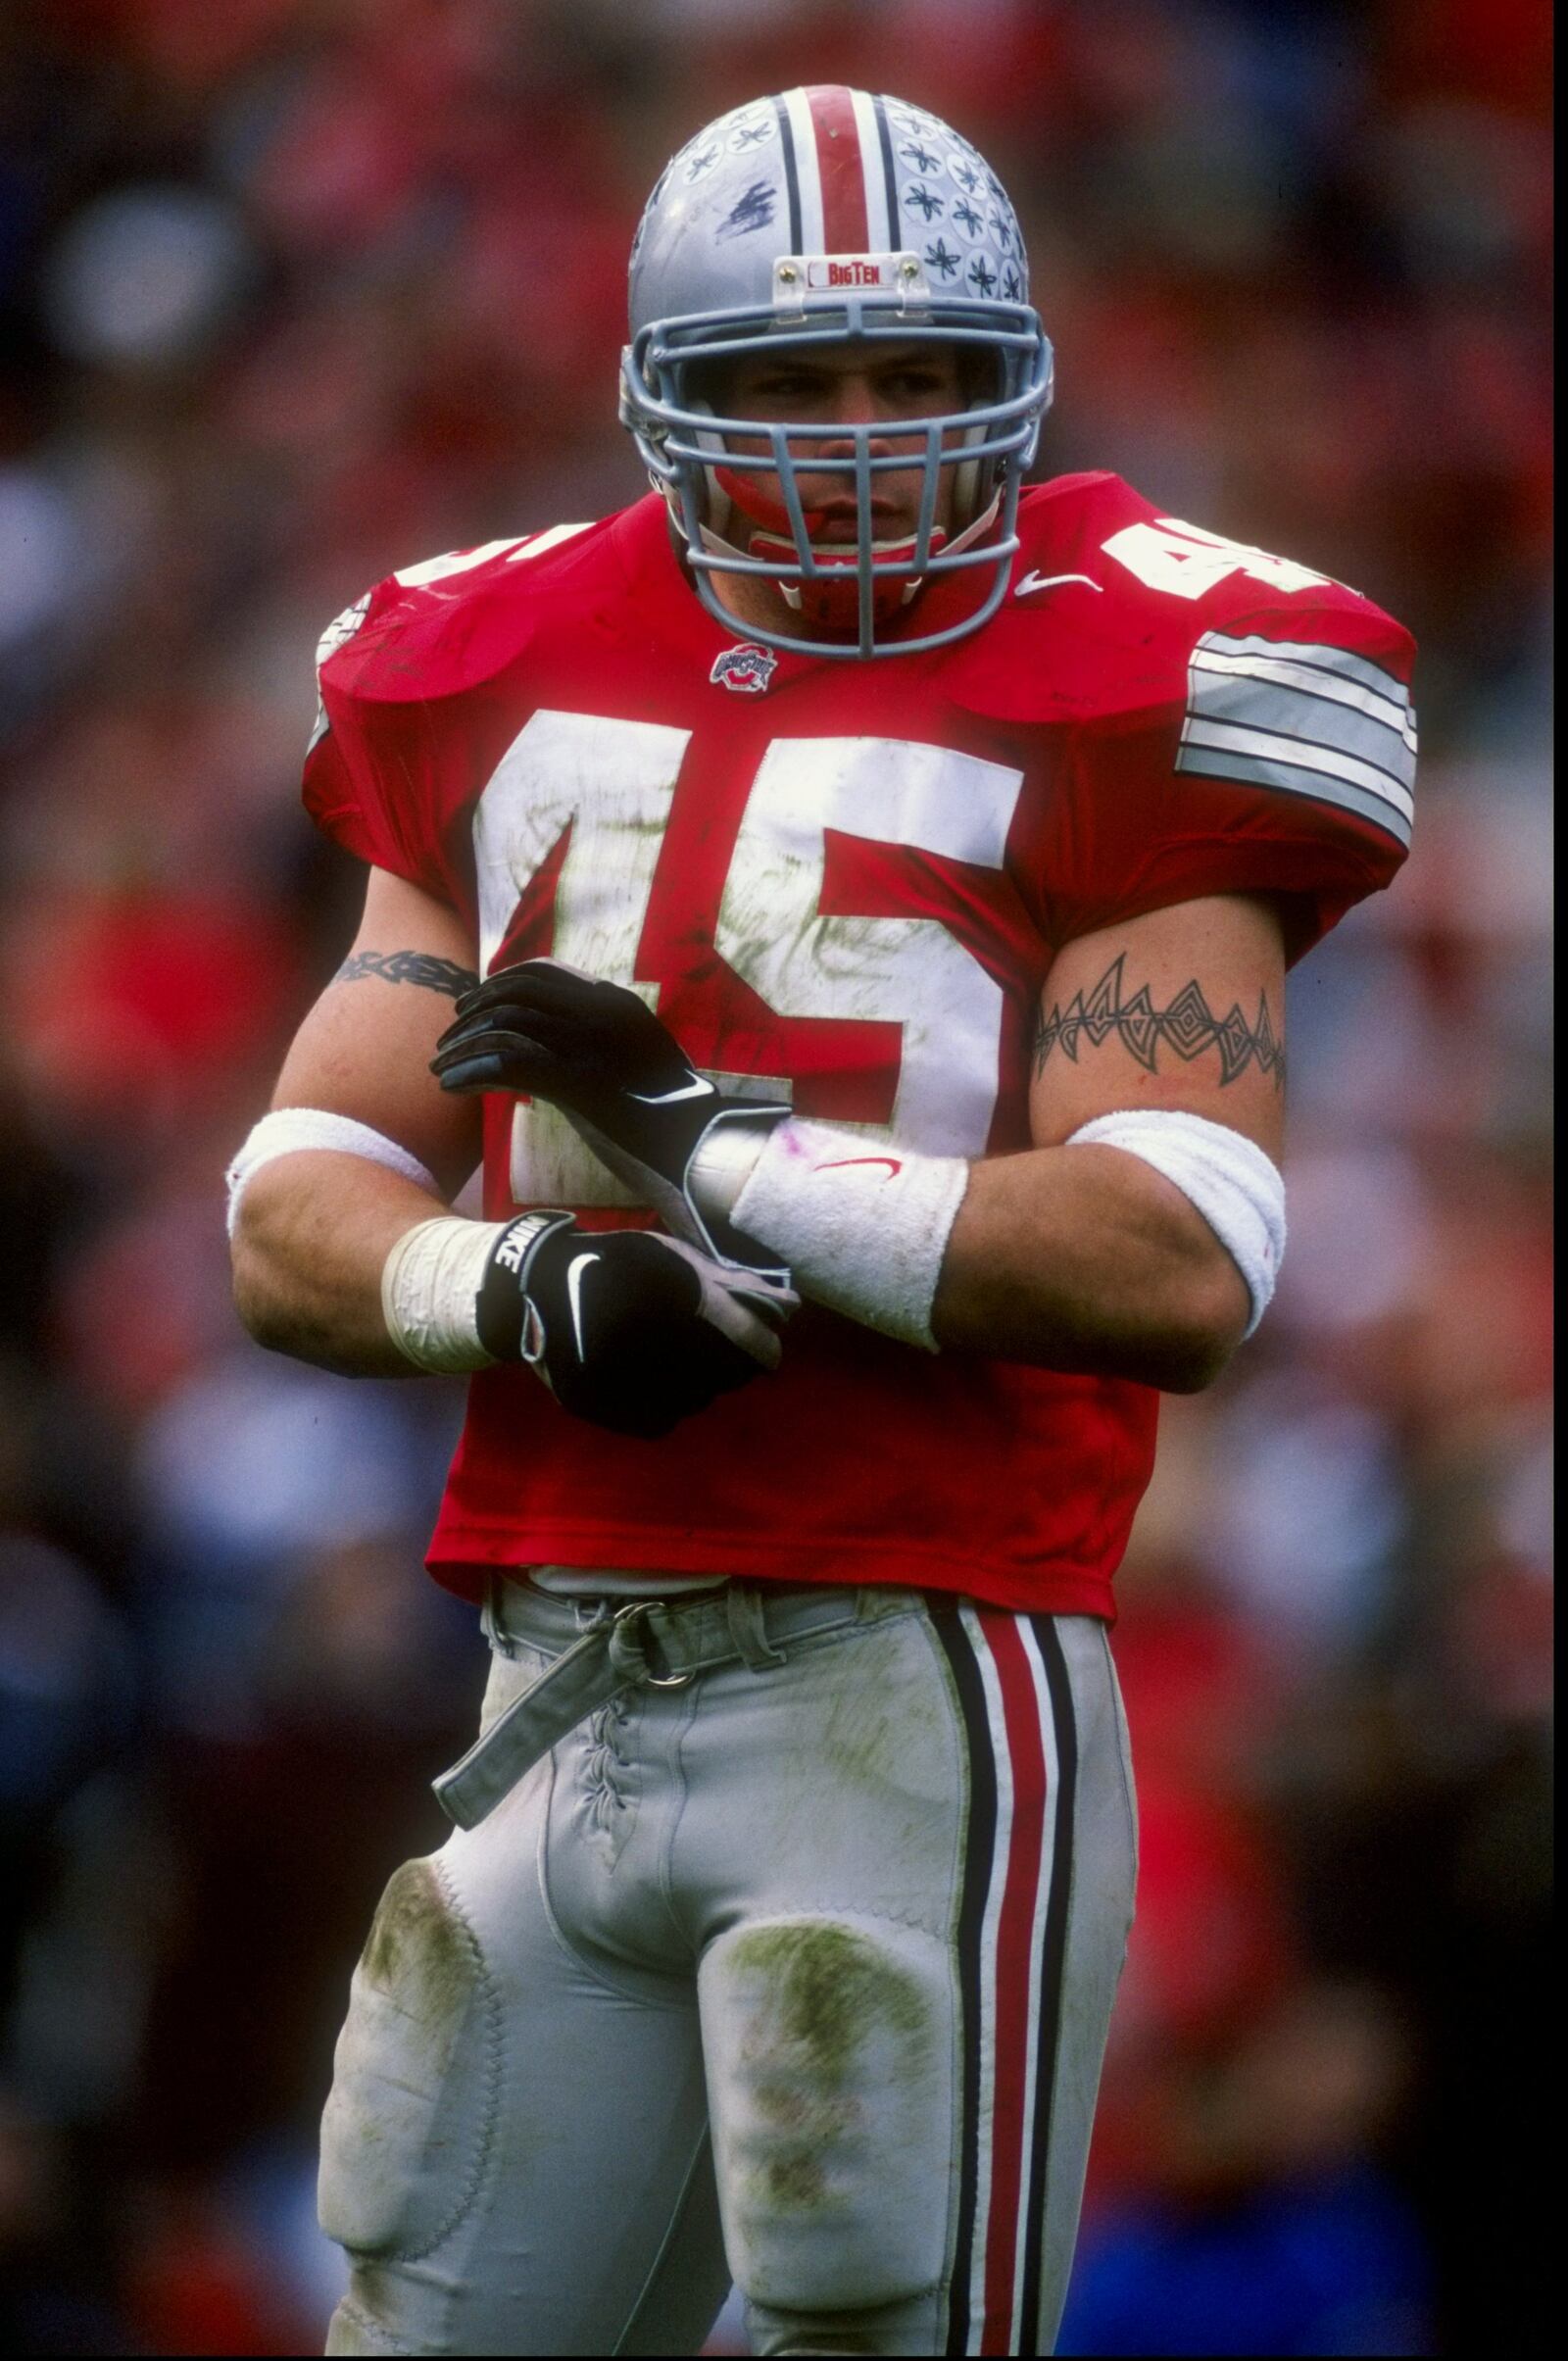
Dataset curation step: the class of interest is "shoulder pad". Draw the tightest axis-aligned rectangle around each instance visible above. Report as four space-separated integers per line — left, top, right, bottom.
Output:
945 474 1411 737
319 519 605 707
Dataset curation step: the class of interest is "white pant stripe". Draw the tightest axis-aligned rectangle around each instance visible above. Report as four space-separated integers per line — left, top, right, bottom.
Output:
1009 1615 1062 2352
958 1601 1012 2351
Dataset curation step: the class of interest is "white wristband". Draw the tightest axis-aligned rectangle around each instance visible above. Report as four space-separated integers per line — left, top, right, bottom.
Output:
727 1119 969 1351
1067 1109 1286 1337
380 1216 506 1373
227 1107 439 1236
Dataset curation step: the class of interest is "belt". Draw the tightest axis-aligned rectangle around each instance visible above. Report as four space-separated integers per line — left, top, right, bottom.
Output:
434 1579 892 1831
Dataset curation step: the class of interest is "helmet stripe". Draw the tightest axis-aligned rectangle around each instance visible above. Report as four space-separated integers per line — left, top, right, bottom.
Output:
772 91 804 253
870 93 902 253
851 87 893 250
804 83 869 251
781 88 826 250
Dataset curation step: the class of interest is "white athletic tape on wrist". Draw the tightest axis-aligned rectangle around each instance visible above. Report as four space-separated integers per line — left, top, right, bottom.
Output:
226 1107 439 1237
1067 1109 1285 1337
380 1215 506 1372
727 1119 968 1351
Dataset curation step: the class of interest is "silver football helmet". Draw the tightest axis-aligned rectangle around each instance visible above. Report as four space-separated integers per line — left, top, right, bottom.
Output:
620 86 1054 659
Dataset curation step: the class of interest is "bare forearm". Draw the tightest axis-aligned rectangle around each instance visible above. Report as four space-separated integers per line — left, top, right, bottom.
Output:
932 1144 1250 1391
231 1155 459 1376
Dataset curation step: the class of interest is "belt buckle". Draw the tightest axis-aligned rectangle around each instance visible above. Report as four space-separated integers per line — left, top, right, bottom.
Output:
612 1600 696 1690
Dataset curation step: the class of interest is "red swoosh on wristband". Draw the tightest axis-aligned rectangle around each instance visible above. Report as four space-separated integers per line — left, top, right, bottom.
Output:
812 1156 904 1177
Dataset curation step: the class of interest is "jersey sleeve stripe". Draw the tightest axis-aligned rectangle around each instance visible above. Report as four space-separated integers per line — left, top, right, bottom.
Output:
1196 629 1412 705
307 590 372 755
1191 648 1417 749
1180 715 1415 818
1188 670 1418 788
1176 736 1413 848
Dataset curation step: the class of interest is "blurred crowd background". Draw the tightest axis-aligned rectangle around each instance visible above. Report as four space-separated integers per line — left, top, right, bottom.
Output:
0 0 1550 2353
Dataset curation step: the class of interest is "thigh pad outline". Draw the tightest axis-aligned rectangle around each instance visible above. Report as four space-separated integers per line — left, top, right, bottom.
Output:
318 1854 503 2263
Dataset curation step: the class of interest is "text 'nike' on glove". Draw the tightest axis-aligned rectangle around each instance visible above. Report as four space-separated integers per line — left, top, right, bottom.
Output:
430 960 789 1275
476 1210 797 1440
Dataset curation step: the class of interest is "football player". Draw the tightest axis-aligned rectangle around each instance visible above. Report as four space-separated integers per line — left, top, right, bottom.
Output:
228 85 1415 2360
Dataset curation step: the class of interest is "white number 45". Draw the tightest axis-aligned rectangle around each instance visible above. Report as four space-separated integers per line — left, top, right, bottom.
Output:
1102 515 1333 601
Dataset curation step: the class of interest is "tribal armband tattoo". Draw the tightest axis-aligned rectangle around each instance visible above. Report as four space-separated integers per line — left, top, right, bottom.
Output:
1033 954 1285 1088
334 949 479 1001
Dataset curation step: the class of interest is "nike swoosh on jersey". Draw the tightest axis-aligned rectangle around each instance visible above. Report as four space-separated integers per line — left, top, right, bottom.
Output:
565 1252 602 1361
1013 570 1103 598
628 1077 717 1105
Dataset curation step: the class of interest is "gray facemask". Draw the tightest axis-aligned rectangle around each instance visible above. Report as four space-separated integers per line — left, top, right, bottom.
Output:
619 86 1054 660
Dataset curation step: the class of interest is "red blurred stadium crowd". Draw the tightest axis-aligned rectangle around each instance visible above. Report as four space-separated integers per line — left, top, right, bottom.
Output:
0 2 1550 2354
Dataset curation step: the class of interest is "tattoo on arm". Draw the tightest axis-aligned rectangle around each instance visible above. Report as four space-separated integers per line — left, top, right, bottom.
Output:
334 949 478 1001
1034 954 1285 1087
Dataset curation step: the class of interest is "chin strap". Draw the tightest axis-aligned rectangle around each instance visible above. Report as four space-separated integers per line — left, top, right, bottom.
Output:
748 525 951 621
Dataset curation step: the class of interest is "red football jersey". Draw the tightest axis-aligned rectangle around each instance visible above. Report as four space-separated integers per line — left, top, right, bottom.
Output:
305 475 1415 1617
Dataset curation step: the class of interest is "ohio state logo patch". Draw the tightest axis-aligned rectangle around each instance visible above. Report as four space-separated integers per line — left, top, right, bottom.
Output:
710 642 777 694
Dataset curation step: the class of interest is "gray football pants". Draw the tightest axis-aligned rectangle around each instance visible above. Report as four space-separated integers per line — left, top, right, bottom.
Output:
318 1581 1137 2357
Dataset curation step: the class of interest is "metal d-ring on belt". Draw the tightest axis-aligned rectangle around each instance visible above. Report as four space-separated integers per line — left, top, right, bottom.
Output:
432 1582 858 1831
633 1603 701 1691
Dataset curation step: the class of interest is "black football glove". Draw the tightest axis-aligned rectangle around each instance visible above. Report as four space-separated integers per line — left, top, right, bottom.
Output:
476 1209 796 1439
431 961 790 1276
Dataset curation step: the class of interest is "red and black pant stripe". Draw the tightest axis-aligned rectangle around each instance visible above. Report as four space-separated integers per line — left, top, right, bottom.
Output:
930 1603 1080 2356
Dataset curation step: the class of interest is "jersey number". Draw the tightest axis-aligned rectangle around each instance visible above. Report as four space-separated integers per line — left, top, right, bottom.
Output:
472 714 1024 1205
1102 516 1332 600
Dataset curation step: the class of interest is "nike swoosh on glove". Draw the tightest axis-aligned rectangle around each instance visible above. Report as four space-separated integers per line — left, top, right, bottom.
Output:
477 1210 797 1440
432 961 790 1277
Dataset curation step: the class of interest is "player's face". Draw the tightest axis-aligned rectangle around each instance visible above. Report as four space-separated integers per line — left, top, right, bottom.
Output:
716 340 969 544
